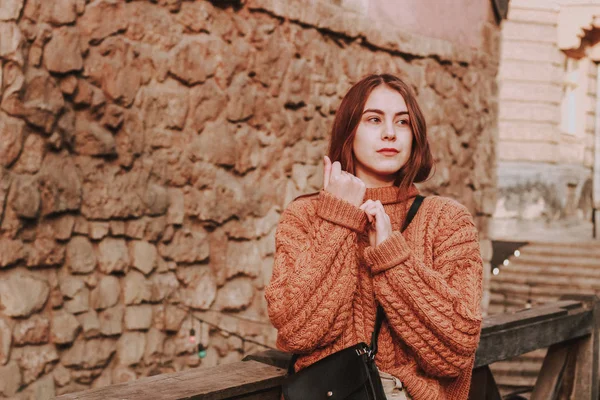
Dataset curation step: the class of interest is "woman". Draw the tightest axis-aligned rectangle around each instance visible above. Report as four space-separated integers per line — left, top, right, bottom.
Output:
265 74 484 400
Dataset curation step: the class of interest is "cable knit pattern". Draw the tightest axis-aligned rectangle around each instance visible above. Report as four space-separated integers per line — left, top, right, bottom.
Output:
265 184 484 400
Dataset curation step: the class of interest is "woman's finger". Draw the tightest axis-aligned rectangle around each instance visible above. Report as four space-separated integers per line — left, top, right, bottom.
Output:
374 205 386 223
359 200 374 210
362 202 377 213
323 156 331 190
363 205 379 223
361 201 376 223
362 207 375 223
370 203 390 228
364 202 383 215
331 161 342 180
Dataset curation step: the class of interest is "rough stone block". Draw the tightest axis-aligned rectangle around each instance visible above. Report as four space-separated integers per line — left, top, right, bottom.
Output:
0 361 21 397
38 152 82 216
97 238 129 274
0 238 25 268
0 111 25 167
77 310 100 339
66 236 96 274
19 344 58 384
14 314 50 345
90 275 120 310
50 310 80 345
99 305 123 336
158 228 209 263
129 240 156 275
123 271 152 305
89 221 110 240
0 273 50 317
61 338 116 369
124 305 152 330
116 332 145 366
63 287 89 315
43 26 83 73
0 318 11 366
144 327 164 364
149 272 179 302
214 277 254 311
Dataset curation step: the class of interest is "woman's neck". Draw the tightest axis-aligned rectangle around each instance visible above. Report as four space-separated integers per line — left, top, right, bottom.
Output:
363 184 419 205
355 171 396 188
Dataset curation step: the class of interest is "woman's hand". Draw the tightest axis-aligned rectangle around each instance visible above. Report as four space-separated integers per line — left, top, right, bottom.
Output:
323 156 366 207
359 200 393 247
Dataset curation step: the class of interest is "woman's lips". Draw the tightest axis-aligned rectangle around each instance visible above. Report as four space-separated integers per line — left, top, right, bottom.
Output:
377 149 399 156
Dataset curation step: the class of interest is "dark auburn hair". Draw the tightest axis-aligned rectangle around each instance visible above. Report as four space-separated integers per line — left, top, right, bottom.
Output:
328 74 433 192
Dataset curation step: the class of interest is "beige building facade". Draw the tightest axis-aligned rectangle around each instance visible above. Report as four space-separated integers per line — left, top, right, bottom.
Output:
493 0 600 241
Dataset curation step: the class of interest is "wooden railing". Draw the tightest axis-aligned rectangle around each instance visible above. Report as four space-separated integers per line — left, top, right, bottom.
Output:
56 295 599 400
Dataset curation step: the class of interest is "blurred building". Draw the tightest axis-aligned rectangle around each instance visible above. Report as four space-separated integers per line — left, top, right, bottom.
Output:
493 0 600 242
489 0 600 395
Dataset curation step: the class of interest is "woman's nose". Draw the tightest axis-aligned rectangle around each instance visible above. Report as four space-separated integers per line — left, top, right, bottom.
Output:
382 125 396 140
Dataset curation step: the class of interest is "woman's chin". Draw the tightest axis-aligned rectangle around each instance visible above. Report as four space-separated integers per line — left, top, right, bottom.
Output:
366 167 401 177
368 162 404 175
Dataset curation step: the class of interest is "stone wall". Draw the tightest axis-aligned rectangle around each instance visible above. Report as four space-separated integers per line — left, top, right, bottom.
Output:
362 0 497 50
0 0 500 397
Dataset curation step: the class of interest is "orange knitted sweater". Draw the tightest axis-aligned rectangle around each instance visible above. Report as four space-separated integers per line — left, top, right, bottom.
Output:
265 184 484 400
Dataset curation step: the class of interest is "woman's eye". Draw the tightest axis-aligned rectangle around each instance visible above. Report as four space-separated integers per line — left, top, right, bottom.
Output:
397 119 409 125
368 116 381 123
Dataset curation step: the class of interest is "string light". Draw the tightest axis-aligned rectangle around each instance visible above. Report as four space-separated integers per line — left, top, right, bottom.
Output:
198 309 273 326
525 285 532 309
174 304 277 359
198 344 207 358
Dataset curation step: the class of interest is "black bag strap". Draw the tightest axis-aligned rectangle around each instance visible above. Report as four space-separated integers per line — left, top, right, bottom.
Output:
288 195 425 372
370 195 425 357
402 195 425 233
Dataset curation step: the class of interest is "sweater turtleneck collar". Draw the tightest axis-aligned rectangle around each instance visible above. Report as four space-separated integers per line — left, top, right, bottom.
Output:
363 184 419 205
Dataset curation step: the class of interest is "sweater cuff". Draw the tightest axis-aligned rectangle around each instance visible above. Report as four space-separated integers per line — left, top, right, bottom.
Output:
364 231 410 274
316 190 368 233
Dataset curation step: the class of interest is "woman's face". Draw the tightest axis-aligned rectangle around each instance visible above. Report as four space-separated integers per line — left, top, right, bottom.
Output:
352 85 413 187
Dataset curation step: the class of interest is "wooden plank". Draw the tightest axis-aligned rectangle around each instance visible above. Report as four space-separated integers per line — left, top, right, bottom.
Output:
570 335 596 399
474 307 592 368
530 341 572 400
61 298 597 400
55 361 287 400
566 295 600 400
246 301 594 372
242 349 292 370
481 300 582 332
468 367 486 400
468 366 502 400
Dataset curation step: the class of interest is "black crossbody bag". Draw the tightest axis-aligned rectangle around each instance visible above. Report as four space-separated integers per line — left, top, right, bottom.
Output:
282 195 425 400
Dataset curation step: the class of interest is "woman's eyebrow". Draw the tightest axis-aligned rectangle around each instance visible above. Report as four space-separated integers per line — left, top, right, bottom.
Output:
362 108 409 117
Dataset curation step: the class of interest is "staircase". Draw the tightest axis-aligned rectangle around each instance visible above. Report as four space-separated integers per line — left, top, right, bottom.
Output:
487 240 600 396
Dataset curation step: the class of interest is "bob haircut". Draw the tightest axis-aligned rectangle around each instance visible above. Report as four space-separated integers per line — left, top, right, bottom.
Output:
327 74 433 193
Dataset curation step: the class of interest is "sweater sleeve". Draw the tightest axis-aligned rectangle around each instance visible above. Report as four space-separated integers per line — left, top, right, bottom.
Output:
265 190 368 353
364 199 483 378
